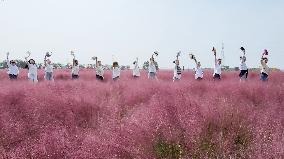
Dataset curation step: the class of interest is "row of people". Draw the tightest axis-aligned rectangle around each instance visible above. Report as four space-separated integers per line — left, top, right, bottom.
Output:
172 47 269 82
5 48 270 82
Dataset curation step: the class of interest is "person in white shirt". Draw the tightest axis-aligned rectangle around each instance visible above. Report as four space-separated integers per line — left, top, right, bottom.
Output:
239 47 248 81
173 59 182 82
133 58 140 78
6 52 19 80
189 54 203 80
25 57 38 83
212 47 222 80
195 62 204 80
93 57 104 81
148 55 158 80
112 61 121 81
71 58 80 80
260 49 269 81
44 53 54 81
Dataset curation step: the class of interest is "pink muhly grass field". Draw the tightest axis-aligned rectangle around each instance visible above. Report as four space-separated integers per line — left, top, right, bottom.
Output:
0 69 283 158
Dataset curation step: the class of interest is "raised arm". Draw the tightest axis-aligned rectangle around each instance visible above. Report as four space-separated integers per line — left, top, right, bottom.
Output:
44 55 47 66
72 58 76 66
212 47 217 64
214 53 217 64
95 57 98 68
6 52 10 68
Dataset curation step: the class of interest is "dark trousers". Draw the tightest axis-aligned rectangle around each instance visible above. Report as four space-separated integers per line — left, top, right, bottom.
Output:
96 75 104 81
213 73 221 80
72 74 79 80
239 70 248 79
260 72 268 81
9 74 18 80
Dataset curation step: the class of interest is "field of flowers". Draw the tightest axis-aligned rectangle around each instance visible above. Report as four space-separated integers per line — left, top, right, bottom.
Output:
0 69 283 158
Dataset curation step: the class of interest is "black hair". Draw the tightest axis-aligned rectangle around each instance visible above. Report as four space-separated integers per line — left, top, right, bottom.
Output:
28 59 35 64
113 61 118 67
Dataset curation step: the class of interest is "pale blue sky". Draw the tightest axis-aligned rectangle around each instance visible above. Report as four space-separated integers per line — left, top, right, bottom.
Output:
0 0 283 69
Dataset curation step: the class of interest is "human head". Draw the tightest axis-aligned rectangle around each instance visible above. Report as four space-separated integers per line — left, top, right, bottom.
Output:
28 59 35 64
47 59 51 64
262 57 268 63
174 59 180 65
197 62 201 67
150 57 154 62
98 61 102 66
10 60 16 66
113 61 118 68
74 60 78 66
240 56 246 62
217 59 222 65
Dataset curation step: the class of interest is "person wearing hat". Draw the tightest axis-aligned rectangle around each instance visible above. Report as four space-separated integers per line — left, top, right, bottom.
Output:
132 57 140 78
212 47 222 80
44 52 54 81
239 47 248 81
260 49 269 81
6 52 19 80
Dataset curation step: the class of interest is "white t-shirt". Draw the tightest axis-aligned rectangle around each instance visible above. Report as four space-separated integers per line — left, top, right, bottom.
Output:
45 64 53 73
239 57 248 70
214 63 222 75
112 67 121 78
7 61 19 75
261 61 269 74
148 62 156 73
195 67 203 79
28 64 37 75
173 65 182 78
72 65 80 75
133 63 140 76
96 66 104 77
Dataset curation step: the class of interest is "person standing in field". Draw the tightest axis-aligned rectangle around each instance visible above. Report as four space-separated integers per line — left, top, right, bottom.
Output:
148 52 158 80
44 52 54 81
260 49 269 81
239 47 248 81
6 52 19 80
212 47 222 80
173 52 182 82
189 54 203 80
25 52 38 83
112 61 121 81
133 57 140 78
71 51 80 80
93 57 104 81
